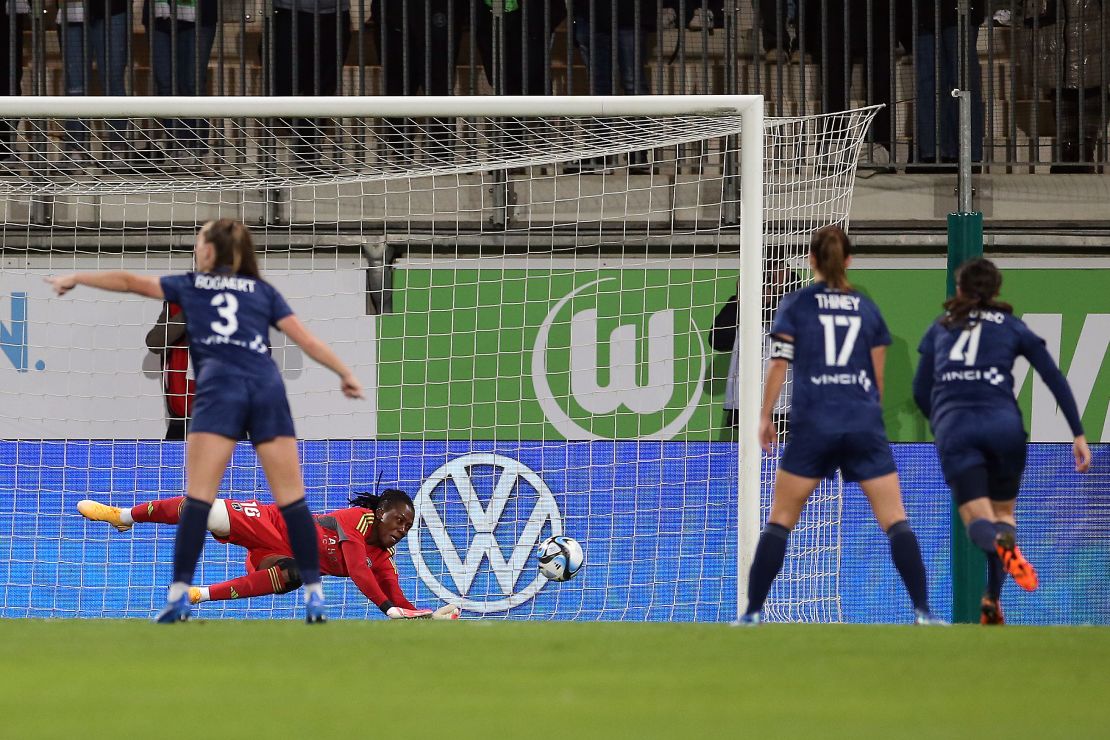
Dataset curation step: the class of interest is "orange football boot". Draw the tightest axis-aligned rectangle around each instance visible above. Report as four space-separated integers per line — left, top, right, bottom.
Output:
995 531 1038 592
980 596 1004 626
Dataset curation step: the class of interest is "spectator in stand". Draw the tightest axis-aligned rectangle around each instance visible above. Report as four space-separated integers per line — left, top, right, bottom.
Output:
473 0 565 96
146 301 195 441
571 0 652 97
56 0 132 170
265 0 353 168
143 0 219 162
567 0 654 173
1022 0 1110 173
1 0 28 162
799 0 911 165
912 1 985 171
759 0 797 62
370 0 464 162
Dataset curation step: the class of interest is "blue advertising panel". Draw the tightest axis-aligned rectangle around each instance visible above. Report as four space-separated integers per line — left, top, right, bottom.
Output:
0 441 1106 624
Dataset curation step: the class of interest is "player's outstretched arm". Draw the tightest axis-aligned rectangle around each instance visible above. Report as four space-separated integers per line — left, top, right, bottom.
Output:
46 271 164 299
1022 335 1090 472
276 314 363 399
1074 435 1092 473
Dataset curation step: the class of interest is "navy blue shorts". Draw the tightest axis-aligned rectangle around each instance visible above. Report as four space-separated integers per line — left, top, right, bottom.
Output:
934 411 1027 502
189 372 295 444
779 428 897 483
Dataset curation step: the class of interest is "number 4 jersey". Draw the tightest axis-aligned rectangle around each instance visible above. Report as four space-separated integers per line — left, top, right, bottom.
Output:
915 309 1084 435
770 282 891 432
160 271 293 384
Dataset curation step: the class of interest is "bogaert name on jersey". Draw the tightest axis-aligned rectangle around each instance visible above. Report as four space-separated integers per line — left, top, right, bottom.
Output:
194 274 257 292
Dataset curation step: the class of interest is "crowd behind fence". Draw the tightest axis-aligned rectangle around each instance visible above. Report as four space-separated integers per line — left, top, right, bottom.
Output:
2 1 1108 173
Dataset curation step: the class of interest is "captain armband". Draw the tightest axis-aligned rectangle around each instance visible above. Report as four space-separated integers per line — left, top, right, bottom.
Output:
768 338 795 362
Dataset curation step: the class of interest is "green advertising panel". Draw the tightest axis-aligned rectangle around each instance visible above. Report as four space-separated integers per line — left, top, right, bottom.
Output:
378 267 1109 442
377 269 737 441
855 268 1110 442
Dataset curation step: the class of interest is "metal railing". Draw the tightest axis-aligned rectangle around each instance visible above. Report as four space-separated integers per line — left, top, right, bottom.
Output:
3 1 1108 172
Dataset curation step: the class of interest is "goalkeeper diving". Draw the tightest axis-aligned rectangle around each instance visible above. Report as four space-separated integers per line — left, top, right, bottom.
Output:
78 490 459 620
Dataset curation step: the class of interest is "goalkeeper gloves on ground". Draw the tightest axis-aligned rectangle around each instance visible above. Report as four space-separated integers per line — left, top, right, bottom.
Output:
432 604 461 620
386 607 433 619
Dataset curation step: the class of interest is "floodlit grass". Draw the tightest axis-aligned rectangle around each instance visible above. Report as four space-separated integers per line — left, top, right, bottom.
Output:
2 620 1107 739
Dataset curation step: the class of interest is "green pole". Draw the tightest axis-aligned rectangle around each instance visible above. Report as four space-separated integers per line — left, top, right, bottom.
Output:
946 211 985 623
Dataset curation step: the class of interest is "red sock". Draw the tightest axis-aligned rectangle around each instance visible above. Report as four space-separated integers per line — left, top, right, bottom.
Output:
131 497 185 524
208 567 285 601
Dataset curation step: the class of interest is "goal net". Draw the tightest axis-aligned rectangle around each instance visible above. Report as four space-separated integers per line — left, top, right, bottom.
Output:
0 97 876 621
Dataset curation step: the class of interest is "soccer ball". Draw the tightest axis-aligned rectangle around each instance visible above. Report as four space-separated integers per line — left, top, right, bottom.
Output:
536 535 584 582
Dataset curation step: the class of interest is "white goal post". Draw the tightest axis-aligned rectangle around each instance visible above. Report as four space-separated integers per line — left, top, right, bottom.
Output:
0 96 874 621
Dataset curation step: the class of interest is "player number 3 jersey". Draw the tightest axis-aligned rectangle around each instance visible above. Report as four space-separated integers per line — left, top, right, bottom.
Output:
159 270 293 382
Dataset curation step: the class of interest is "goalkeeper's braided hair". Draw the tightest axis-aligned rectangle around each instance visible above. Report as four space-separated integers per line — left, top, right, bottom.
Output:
349 489 413 513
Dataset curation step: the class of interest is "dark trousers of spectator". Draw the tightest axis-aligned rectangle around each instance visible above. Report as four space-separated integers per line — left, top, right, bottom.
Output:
474 3 564 95
1051 87 1105 174
267 8 352 161
760 0 797 54
801 0 893 153
147 19 218 153
0 9 24 156
915 23 983 163
57 15 131 155
372 0 461 159
572 14 649 96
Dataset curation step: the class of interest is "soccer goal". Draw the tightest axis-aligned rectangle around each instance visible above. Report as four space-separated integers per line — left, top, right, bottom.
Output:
0 96 876 621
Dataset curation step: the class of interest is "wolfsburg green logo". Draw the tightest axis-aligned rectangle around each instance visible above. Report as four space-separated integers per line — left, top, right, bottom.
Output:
377 269 729 441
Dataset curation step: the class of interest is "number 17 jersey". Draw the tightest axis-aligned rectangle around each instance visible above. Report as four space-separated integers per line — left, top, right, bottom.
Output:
770 282 891 432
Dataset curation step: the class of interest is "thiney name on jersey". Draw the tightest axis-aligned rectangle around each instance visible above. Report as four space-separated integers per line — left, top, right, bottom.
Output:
194 274 257 293
815 293 861 311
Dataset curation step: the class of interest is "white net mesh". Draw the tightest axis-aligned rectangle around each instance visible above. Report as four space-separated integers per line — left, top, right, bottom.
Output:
0 100 876 620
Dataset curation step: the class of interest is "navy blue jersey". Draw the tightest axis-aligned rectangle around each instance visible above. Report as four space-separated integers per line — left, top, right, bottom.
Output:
770 282 891 431
914 310 1083 436
160 271 293 384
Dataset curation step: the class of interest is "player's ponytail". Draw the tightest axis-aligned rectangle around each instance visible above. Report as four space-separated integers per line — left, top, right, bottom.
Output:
942 258 1014 329
810 225 852 291
349 489 413 513
201 218 261 278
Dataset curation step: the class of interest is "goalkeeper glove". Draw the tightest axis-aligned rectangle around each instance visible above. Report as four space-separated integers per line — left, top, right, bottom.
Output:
386 606 433 619
432 604 461 620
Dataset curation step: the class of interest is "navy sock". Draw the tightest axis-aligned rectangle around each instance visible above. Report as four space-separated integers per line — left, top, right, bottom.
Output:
986 552 1004 601
744 523 790 616
887 520 930 613
172 497 212 585
280 498 321 587
967 518 998 553
995 521 1016 544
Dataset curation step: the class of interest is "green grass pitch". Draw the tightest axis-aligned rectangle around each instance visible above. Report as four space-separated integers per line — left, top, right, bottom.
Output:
2 620 1107 739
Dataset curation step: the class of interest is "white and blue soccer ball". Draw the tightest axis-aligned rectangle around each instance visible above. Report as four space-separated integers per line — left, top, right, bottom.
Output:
536 535 584 582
